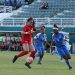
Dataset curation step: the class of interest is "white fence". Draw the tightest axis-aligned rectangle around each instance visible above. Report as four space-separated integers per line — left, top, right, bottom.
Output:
0 18 75 27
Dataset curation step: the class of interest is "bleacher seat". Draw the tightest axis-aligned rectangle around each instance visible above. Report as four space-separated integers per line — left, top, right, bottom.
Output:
0 0 75 26
10 0 75 18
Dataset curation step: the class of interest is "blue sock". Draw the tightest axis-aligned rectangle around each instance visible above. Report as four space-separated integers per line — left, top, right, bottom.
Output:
38 56 42 63
38 53 44 64
65 60 71 68
61 56 63 60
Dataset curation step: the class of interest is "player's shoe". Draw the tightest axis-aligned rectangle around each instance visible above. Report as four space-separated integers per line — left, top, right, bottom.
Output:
60 60 64 62
37 62 42 64
69 66 72 70
25 62 31 69
12 55 17 63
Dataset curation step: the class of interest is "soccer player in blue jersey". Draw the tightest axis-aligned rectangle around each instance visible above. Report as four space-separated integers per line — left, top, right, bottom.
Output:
52 24 72 69
34 26 49 64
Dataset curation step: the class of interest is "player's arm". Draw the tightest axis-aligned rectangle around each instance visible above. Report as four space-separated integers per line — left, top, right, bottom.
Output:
44 41 50 50
45 41 50 49
29 29 40 34
42 34 50 48
34 33 40 40
21 31 31 34
21 29 37 34
32 28 40 34
33 33 40 45
42 35 50 50
21 26 31 34
21 26 36 34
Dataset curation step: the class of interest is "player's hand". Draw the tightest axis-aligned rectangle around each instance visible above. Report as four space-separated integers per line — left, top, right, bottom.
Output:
22 31 31 34
30 30 36 33
45 42 50 50
21 31 34 34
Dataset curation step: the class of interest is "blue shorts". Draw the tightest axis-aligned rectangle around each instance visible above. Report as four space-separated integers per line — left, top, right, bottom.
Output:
34 44 44 56
57 45 70 57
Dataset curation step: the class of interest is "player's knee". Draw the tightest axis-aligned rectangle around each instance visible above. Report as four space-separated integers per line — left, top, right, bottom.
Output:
24 50 29 53
39 53 42 56
63 55 71 60
67 55 71 59
63 55 68 60
32 50 36 54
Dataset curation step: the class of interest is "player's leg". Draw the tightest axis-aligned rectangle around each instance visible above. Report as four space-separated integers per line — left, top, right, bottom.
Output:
38 48 44 64
63 47 72 69
12 42 29 63
34 45 43 64
57 47 72 69
35 51 40 57
63 46 71 59
34 45 40 57
25 42 36 69
60 56 64 61
37 51 42 64
29 43 36 59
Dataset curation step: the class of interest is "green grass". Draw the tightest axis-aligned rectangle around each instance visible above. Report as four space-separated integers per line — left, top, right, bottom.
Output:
0 51 75 75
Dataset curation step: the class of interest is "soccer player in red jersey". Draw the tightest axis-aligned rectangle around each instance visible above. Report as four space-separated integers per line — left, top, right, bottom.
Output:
12 17 36 69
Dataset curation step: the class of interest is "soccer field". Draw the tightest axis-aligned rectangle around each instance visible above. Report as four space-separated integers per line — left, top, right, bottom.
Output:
0 51 75 75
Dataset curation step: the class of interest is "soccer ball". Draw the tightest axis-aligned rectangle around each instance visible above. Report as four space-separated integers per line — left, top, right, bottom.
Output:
26 57 33 64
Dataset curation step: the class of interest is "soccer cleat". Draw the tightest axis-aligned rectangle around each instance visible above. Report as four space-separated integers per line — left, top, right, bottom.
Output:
25 62 31 69
37 62 42 64
12 55 17 63
69 66 72 70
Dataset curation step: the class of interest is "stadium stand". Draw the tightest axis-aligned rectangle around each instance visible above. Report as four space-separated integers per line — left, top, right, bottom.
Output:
0 0 75 27
0 0 74 27
0 0 75 53
10 0 75 18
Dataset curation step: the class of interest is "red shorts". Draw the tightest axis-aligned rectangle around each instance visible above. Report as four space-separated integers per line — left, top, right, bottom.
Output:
21 40 32 45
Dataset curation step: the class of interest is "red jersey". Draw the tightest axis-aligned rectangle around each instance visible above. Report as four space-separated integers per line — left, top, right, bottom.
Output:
21 24 34 43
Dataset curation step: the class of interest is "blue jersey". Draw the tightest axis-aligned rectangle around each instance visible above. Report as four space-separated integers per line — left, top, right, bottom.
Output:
34 33 47 47
52 32 66 47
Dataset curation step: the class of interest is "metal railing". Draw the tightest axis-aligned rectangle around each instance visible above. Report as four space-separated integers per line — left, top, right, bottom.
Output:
0 18 75 27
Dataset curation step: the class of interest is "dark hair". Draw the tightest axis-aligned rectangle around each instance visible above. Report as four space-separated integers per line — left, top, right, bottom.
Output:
32 20 35 26
41 25 45 28
27 17 33 22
